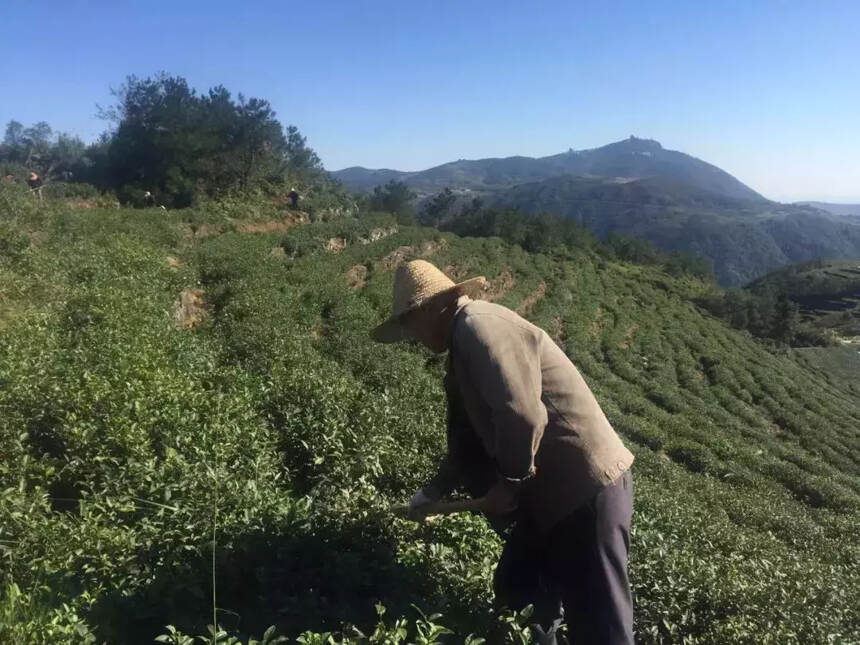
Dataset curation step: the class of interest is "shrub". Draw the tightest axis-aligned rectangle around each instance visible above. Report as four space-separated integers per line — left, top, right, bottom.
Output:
612 416 666 451
40 182 103 200
0 223 29 265
0 200 857 643
666 440 716 473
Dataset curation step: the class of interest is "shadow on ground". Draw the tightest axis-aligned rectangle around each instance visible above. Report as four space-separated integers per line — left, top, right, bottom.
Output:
88 515 433 643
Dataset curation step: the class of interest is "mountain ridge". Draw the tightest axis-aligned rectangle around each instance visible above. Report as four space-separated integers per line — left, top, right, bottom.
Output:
333 136 766 202
490 174 860 285
332 138 860 287
795 201 860 217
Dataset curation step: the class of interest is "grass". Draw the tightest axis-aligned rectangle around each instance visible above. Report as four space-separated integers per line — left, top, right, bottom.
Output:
0 188 858 643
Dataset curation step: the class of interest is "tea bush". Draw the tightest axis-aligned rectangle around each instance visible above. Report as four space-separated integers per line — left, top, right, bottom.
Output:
0 198 857 643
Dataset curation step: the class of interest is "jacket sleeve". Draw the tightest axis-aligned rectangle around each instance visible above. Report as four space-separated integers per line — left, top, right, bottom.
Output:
456 316 548 481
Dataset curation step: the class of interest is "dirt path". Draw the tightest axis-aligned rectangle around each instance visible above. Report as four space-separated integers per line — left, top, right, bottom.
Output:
517 281 546 316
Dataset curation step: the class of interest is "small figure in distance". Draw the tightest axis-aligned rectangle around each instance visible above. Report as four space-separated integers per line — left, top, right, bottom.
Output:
143 190 166 210
288 187 300 210
27 171 43 201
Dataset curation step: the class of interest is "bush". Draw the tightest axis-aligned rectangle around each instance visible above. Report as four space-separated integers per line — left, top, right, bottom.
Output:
612 416 665 451
40 182 103 200
0 223 29 264
0 200 857 643
666 440 716 473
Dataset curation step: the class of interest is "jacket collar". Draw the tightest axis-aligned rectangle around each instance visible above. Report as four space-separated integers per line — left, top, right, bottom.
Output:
446 296 472 354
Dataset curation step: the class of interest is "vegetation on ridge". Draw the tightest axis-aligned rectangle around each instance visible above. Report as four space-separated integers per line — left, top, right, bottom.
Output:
340 144 860 287
2 73 352 214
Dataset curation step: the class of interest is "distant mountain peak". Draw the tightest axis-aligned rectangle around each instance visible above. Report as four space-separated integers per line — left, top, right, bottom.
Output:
331 136 762 202
596 136 664 153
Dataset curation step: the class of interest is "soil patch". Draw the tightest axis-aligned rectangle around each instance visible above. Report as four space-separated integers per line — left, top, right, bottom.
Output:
620 323 638 349
186 223 223 239
175 289 206 329
442 262 477 282
166 256 182 268
588 307 604 339
552 316 566 343
517 281 546 316
346 264 368 290
359 227 398 245
188 212 309 239
325 237 347 253
419 239 446 257
380 246 416 270
484 271 516 302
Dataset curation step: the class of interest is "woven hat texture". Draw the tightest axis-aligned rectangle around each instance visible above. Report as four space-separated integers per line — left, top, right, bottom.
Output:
371 260 485 343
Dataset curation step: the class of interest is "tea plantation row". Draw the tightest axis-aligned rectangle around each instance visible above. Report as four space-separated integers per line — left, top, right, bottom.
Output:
1 191 857 643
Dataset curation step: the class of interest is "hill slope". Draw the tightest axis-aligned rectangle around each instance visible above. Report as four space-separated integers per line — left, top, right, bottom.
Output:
1 189 858 643
796 201 860 217
747 259 860 339
335 139 860 286
334 136 765 202
493 175 860 285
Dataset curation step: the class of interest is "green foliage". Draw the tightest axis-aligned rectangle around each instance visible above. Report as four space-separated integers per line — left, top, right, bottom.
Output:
3 73 338 210
102 74 298 206
666 440 716 474
604 231 664 264
39 182 105 200
0 583 96 645
698 288 813 346
482 170 860 286
437 203 716 284
365 181 416 225
440 205 597 256
1 120 87 182
747 259 860 341
419 188 456 227
0 199 857 643
0 222 30 265
663 250 713 280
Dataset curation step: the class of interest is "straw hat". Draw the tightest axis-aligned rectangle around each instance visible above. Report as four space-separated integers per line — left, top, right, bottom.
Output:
371 260 486 343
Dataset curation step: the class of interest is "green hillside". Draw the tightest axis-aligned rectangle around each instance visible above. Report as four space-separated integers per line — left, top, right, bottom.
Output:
748 260 860 339
1 188 858 643
795 347 860 386
334 138 860 287
796 202 860 217
491 176 860 286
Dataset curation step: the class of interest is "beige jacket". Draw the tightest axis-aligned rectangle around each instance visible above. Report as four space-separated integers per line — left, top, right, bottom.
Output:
438 298 634 533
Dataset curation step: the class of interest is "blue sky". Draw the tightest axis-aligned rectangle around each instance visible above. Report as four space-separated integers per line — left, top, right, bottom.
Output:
2 0 859 202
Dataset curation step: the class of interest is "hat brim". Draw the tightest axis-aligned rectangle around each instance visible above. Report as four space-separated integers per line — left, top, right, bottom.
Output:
371 277 486 344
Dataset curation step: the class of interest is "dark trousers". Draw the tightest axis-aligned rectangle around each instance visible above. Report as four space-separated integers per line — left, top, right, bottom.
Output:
494 470 634 645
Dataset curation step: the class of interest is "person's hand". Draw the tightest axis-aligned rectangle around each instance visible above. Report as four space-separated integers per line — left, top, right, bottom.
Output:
408 488 438 521
481 480 519 515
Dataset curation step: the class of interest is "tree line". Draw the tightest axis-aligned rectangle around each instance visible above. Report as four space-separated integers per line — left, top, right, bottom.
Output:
1 73 332 208
361 181 714 281
695 289 813 346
